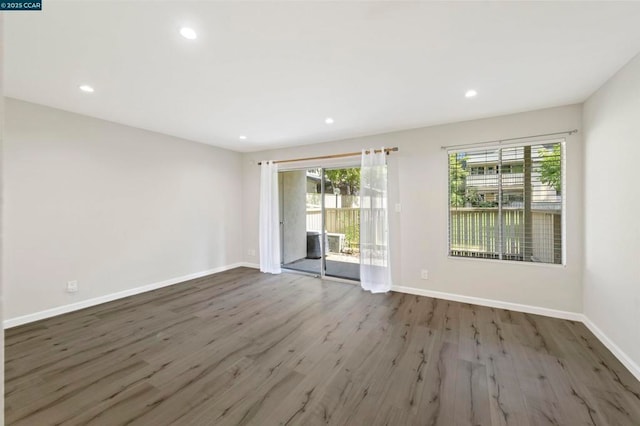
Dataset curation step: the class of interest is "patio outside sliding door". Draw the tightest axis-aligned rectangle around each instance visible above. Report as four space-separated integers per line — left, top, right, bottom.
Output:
322 166 360 281
279 168 323 276
279 166 360 282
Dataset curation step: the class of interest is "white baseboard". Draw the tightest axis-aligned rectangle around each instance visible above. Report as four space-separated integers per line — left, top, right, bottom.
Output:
391 285 583 321
581 316 640 382
3 262 248 329
391 284 640 382
6 268 638 384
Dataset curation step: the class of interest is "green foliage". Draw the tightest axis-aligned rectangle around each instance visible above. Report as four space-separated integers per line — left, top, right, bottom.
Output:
325 168 360 195
344 224 360 252
538 144 562 194
449 154 468 206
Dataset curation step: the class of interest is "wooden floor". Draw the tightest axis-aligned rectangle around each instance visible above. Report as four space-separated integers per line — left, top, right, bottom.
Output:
5 268 640 425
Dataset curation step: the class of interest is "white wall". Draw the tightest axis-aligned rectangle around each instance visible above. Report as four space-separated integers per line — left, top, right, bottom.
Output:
3 98 244 320
279 171 307 264
583 53 640 371
1 15 6 424
244 105 584 314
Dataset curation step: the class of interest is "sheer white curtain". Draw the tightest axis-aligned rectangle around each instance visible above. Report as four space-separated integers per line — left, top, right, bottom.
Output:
360 148 392 293
259 161 281 274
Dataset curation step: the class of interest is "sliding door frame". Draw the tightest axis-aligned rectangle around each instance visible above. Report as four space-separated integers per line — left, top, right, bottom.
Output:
278 163 360 281
320 170 327 279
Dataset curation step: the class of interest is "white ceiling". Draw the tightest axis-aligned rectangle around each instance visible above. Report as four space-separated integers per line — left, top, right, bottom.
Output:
6 1 640 152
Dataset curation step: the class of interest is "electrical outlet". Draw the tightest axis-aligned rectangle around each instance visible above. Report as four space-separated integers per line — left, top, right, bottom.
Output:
66 280 78 293
420 270 428 280
248 249 256 256
395 203 402 213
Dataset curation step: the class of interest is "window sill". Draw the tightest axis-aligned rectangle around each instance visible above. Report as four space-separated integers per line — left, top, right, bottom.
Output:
446 255 566 268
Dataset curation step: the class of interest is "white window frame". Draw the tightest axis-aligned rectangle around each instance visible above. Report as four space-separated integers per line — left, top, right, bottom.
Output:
447 138 566 266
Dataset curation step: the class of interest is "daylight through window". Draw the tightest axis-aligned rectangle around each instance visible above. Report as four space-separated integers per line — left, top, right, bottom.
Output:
448 140 564 264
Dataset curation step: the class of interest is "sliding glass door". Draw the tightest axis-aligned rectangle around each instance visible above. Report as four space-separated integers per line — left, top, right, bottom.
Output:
322 167 360 280
279 169 323 275
279 166 360 281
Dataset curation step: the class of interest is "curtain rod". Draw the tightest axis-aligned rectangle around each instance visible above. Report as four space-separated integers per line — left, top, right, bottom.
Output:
257 147 399 165
440 129 578 151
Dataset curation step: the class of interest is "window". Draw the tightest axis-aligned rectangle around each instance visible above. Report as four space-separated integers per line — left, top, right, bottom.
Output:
470 166 484 175
448 141 564 264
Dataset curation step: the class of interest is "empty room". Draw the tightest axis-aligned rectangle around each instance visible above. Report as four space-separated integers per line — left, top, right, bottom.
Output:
2 1 640 425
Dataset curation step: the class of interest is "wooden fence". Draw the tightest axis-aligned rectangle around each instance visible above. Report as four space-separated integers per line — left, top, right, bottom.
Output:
307 208 360 249
307 206 561 263
450 208 561 263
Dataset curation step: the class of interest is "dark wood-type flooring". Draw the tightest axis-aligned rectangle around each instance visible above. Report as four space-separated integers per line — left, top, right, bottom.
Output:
5 267 640 425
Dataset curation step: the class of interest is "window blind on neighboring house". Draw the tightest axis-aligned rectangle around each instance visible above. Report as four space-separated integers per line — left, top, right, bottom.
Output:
448 140 564 265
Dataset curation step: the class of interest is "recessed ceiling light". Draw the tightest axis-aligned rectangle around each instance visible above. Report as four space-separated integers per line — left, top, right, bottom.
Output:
79 85 95 93
325 117 334 124
239 135 247 140
465 89 478 98
180 27 197 40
